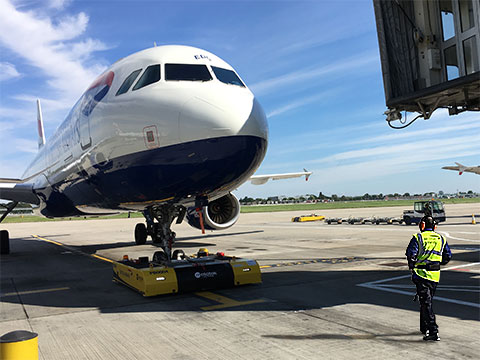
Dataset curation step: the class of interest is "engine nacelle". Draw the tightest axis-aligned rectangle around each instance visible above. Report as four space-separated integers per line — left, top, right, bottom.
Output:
186 193 240 231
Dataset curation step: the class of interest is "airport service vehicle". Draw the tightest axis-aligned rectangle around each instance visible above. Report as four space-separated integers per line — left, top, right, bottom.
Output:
0 45 311 260
113 250 261 296
291 214 325 222
402 200 446 225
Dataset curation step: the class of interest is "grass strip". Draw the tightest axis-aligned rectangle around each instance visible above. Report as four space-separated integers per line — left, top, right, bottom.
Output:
2 198 478 222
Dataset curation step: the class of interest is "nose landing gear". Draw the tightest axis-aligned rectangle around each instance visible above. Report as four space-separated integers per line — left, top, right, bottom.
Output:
134 204 186 261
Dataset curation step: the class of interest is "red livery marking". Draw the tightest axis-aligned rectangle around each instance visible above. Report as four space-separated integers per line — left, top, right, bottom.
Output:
37 117 44 138
87 71 115 91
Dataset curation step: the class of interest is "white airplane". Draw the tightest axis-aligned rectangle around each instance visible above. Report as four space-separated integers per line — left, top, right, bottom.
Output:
0 45 310 259
442 162 480 176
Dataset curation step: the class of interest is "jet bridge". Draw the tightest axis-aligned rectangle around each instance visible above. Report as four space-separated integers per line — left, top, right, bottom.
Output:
373 0 480 128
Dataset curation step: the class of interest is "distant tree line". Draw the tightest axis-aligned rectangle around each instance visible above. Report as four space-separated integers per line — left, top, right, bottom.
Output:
239 190 476 205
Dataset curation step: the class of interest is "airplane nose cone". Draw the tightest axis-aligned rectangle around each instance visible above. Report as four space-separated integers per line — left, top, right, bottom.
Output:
177 91 268 192
240 97 269 141
179 93 268 143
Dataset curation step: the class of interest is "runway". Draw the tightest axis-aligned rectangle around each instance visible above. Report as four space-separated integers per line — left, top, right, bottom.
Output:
1 203 479 359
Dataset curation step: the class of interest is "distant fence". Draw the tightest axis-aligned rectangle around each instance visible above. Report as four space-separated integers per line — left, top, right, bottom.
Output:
0 208 34 216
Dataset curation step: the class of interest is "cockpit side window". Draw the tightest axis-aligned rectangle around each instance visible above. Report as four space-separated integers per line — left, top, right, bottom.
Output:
132 64 161 91
116 69 142 96
165 64 212 81
211 66 245 87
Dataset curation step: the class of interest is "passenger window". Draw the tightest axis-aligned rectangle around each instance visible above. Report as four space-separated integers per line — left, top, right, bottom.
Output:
165 64 212 81
116 69 142 96
211 66 245 87
133 65 161 91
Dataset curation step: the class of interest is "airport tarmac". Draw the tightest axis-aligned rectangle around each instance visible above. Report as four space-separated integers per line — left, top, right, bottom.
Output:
1 203 479 359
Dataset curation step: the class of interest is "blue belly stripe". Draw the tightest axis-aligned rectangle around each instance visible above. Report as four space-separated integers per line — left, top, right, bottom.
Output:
37 135 266 216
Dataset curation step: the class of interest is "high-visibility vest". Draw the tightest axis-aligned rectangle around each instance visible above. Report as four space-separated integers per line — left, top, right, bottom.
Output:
413 231 445 282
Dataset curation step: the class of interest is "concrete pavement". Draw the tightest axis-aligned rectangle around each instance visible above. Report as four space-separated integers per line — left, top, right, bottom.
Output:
1 203 479 359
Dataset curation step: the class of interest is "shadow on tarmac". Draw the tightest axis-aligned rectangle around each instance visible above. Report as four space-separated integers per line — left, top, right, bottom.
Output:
1 237 479 323
176 230 264 242
263 332 424 342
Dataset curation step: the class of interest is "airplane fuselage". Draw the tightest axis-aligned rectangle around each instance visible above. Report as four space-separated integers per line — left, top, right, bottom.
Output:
22 45 268 217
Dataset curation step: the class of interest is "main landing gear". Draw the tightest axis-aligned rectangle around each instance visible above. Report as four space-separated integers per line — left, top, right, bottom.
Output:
0 201 17 255
134 204 186 261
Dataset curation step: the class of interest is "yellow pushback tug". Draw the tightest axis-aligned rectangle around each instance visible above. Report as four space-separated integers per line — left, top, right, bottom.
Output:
113 249 261 296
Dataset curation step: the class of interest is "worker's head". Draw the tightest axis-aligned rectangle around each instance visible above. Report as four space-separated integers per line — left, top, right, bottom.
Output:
197 248 209 257
419 216 436 232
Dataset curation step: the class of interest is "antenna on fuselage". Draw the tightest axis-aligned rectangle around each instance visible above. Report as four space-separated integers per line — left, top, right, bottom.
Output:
36 99 46 150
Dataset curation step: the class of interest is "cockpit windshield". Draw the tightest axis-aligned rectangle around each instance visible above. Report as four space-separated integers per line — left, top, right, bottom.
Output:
165 64 212 81
211 66 245 87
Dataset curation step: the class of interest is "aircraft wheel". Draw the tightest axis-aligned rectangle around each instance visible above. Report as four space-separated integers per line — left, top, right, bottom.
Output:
153 250 168 263
172 249 186 260
134 223 147 245
0 230 9 255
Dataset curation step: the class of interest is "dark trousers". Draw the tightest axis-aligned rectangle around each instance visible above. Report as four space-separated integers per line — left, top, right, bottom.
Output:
412 275 438 334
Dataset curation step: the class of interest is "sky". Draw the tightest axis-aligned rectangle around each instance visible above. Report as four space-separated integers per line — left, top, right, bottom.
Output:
0 0 478 200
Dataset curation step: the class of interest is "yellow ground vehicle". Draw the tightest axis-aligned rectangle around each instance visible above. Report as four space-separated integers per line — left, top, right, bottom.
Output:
291 214 325 222
113 251 261 296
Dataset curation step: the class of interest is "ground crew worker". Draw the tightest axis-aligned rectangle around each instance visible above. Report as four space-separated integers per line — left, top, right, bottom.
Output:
405 215 452 341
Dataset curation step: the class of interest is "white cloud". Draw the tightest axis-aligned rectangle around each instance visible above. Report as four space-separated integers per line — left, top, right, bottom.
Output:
351 112 480 146
267 89 339 118
0 0 108 102
47 0 71 10
0 0 110 177
323 134 480 164
0 61 21 81
250 52 378 96
13 138 38 154
260 128 480 180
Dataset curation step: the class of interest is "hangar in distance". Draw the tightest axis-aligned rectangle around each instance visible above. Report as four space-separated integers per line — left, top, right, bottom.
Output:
0 45 311 260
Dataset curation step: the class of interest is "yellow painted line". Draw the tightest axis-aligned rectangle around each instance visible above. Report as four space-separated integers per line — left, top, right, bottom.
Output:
2 287 70 298
260 265 271 269
32 234 63 246
195 291 266 311
91 254 114 263
33 234 116 264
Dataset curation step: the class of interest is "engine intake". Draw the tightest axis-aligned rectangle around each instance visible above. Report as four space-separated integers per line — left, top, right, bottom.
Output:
186 193 240 231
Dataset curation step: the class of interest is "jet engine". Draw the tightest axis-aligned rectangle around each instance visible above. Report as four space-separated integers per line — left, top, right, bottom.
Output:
186 193 240 231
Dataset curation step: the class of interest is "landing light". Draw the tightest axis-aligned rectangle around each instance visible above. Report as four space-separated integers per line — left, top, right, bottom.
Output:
156 277 166 281
243 268 251 272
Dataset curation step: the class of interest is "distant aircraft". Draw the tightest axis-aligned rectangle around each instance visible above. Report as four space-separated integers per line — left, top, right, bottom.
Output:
0 45 310 260
442 162 480 176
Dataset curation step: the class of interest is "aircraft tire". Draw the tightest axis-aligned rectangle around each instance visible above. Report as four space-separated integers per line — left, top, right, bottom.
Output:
153 250 168 263
0 230 9 255
134 223 147 245
172 249 186 260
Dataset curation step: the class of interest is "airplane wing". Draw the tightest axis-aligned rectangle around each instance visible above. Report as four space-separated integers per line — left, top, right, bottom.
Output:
0 181 40 204
249 169 312 185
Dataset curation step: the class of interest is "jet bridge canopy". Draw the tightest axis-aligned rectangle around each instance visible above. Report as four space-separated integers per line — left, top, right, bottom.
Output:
373 0 480 127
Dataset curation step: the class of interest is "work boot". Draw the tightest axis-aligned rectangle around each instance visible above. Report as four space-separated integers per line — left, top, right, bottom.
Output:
423 330 440 341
